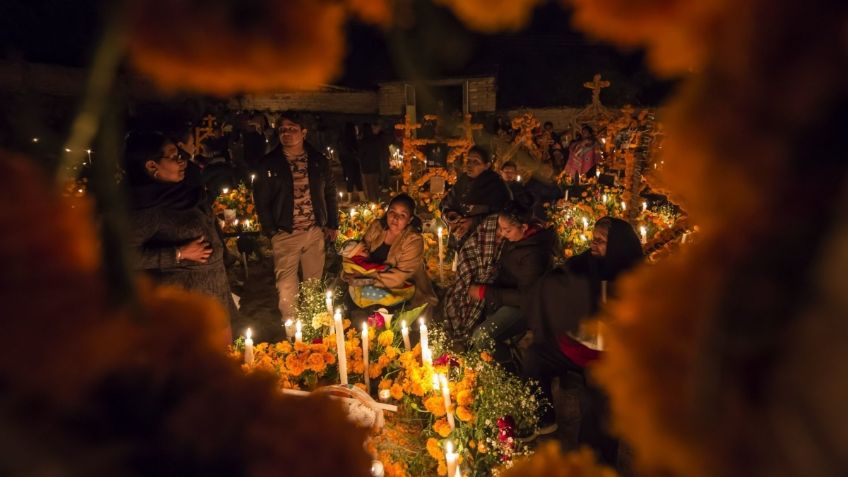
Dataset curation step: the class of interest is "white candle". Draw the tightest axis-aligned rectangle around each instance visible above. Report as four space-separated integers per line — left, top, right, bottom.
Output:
640 225 648 244
439 374 455 430
451 252 458 272
445 441 458 477
334 309 348 385
602 193 607 203
250 173 256 184
284 319 295 340
621 200 626 211
564 188 569 201
596 169 601 179
454 467 461 477
362 322 370 391
432 374 441 392
437 227 445 282
325 290 334 315
642 201 648 212
295 319 303 344
419 318 431 365
582 217 589 231
517 174 522 182
401 320 411 351
350 207 356 217
244 328 254 365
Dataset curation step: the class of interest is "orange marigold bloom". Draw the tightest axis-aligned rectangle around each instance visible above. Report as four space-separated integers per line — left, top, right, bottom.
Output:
424 396 447 417
437 460 447 476
379 378 393 390
377 330 394 347
306 353 327 373
456 390 473 407
433 418 452 437
368 363 383 379
384 346 399 360
285 354 305 376
275 341 292 354
426 437 443 460
480 351 493 362
456 406 475 423
390 383 404 400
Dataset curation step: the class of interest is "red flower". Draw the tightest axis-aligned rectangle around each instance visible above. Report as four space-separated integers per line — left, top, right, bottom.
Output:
366 312 385 329
434 353 459 367
311 337 324 344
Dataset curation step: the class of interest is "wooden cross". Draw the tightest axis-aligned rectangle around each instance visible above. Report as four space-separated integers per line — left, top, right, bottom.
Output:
195 114 218 154
456 113 483 142
583 74 611 110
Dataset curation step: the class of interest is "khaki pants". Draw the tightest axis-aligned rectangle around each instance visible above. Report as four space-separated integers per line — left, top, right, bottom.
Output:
270 226 326 321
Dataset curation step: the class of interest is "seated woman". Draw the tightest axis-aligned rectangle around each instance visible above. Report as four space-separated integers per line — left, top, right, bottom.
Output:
124 131 236 337
441 146 511 221
342 194 437 312
468 198 555 367
520 216 643 453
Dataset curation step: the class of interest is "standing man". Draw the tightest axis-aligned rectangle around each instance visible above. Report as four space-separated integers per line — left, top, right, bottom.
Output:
254 111 339 323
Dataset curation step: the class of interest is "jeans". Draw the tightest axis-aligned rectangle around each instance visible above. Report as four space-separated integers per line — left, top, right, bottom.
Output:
471 306 527 365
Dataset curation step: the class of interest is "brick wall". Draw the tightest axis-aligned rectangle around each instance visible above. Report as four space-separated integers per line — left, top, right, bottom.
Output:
468 77 496 112
232 90 378 114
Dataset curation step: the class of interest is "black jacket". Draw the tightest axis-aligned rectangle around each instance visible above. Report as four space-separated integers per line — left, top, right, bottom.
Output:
254 142 339 234
440 168 512 217
484 227 555 310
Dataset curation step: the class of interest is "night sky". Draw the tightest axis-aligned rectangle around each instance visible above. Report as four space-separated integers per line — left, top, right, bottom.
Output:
0 0 673 108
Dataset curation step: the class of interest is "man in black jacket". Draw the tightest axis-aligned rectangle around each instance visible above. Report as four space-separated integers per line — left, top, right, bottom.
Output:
254 111 339 323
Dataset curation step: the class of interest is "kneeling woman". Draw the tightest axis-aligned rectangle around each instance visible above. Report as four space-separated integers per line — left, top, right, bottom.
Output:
468 199 555 364
343 194 437 312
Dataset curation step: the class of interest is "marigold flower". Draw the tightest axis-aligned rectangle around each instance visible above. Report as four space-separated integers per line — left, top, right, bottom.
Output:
306 353 327 373
424 396 447 417
456 389 473 407
379 378 393 390
456 406 475 423
480 351 493 362
390 383 404 400
377 330 394 347
426 437 443 460
433 418 452 437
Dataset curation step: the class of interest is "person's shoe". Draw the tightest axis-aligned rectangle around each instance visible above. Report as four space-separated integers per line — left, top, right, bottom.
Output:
516 421 558 443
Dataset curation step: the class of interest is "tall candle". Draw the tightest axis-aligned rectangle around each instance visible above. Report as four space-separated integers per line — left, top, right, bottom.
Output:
451 252 458 272
401 320 411 351
642 201 648 212
602 193 608 203
295 319 303 344
564 188 569 201
325 290 334 315
640 226 648 244
334 309 348 385
582 217 589 231
362 322 370 391
621 200 626 211
445 441 458 477
439 374 455 430
437 227 445 282
244 328 254 365
284 319 295 340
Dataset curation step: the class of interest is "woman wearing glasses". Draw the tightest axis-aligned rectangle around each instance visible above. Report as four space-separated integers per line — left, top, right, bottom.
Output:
124 131 236 334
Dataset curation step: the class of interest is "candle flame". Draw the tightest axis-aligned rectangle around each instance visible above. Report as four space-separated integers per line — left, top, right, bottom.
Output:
246 328 252 340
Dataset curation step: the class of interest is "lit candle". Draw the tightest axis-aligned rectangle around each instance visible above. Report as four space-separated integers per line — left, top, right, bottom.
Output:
564 188 569 201
243 219 251 228
325 290 334 315
640 225 648 244
244 328 254 365
284 319 295 340
295 319 303 344
582 217 589 231
432 374 441 392
222 187 229 194
437 227 445 282
454 468 461 477
350 207 356 217
419 318 431 365
596 169 601 179
445 441 458 477
334 309 348 385
401 320 411 351
517 174 522 182
451 252 458 272
602 193 607 203
250 173 256 184
439 374 455 430
621 200 626 211
642 201 648 212
362 322 370 391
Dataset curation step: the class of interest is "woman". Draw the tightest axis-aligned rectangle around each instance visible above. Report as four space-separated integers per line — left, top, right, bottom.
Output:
344 193 437 310
440 146 511 220
124 131 236 333
520 217 643 456
468 198 555 366
564 125 601 180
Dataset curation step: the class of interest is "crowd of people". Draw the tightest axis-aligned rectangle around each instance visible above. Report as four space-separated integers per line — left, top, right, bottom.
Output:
122 110 645 468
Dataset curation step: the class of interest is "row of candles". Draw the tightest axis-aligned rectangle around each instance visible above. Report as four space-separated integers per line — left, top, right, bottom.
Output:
244 304 465 476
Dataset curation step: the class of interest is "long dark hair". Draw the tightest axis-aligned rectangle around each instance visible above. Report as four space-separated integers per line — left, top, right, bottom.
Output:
499 192 539 227
379 193 423 232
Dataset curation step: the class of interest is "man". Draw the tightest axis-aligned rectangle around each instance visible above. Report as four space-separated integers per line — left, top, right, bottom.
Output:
254 111 339 322
500 161 524 199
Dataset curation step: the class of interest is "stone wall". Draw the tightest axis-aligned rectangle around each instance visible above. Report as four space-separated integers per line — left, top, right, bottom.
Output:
230 90 378 114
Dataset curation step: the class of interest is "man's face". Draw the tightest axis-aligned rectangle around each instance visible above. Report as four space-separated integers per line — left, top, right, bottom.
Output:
279 119 306 149
501 166 517 182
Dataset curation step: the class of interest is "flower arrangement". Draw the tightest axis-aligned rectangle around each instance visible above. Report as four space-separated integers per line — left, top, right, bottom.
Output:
337 201 385 247
238 306 543 476
212 182 260 233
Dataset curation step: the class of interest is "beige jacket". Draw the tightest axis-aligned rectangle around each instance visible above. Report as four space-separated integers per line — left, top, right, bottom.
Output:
361 220 438 308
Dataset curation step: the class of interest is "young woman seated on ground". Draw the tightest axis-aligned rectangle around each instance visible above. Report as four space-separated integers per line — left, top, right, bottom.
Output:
520 216 644 457
467 198 556 367
341 194 437 312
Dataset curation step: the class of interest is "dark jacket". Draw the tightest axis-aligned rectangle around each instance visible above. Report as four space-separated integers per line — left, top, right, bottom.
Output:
127 167 236 321
440 168 512 217
359 130 390 174
484 226 555 310
254 142 339 234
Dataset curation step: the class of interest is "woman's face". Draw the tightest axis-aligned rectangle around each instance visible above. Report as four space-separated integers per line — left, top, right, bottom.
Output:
146 142 186 183
590 225 609 257
465 152 488 179
386 202 412 234
498 215 528 242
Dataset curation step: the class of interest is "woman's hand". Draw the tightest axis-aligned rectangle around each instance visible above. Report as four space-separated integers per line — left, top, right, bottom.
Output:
179 236 213 263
